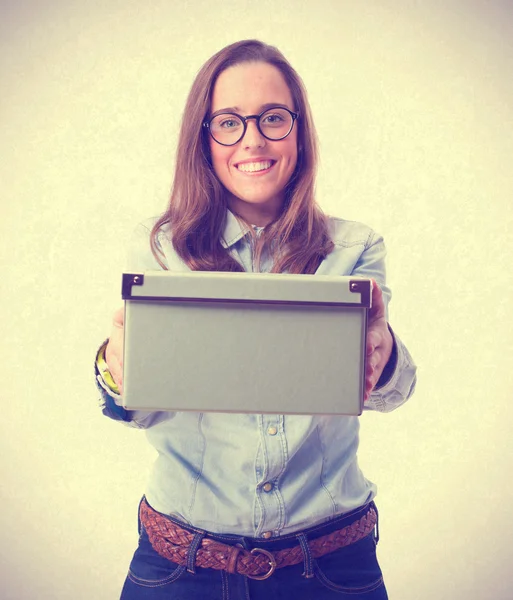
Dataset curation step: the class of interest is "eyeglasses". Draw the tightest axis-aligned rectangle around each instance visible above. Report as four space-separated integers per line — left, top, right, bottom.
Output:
203 106 299 146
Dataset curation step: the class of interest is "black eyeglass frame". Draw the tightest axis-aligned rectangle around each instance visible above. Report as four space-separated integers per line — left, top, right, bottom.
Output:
202 106 300 146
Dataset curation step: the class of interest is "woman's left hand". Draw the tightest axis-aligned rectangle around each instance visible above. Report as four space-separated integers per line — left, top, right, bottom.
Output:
364 279 394 402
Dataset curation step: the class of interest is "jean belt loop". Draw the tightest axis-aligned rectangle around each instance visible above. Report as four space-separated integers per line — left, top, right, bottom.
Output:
186 531 206 574
373 502 380 545
296 532 314 579
137 496 146 537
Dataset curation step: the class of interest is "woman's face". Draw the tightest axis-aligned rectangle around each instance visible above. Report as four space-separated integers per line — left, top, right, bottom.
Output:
208 61 298 226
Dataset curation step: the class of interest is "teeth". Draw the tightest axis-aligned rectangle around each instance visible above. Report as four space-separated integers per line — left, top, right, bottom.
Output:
237 161 273 173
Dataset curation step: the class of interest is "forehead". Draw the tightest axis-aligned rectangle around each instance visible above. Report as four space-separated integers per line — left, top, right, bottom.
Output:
211 61 293 112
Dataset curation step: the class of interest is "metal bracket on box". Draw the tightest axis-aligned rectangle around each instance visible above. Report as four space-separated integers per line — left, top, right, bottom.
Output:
122 273 144 300
349 279 372 308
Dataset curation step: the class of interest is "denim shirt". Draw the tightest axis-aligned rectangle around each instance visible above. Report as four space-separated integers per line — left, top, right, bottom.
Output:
95 210 417 538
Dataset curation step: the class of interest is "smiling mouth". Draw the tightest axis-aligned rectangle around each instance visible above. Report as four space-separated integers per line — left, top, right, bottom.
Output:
235 160 276 173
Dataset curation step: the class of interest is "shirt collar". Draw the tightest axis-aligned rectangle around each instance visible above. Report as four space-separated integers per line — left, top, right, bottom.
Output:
221 209 265 249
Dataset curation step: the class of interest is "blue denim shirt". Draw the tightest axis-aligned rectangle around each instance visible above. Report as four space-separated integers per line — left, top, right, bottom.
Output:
96 210 417 537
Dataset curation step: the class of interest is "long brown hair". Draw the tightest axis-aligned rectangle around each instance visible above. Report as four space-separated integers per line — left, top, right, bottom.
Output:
150 39 335 274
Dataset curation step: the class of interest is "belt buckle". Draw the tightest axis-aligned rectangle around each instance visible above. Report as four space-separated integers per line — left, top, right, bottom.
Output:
246 548 277 580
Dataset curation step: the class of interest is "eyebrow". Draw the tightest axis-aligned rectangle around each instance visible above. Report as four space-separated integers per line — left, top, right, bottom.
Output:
209 103 293 119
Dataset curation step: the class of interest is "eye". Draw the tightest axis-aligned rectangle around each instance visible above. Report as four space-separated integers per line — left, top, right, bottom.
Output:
262 113 285 125
219 117 241 129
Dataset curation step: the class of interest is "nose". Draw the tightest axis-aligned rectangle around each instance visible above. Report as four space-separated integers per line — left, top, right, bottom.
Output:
241 117 266 149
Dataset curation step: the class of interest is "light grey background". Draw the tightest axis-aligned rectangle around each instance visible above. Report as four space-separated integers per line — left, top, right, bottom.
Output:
1 1 512 598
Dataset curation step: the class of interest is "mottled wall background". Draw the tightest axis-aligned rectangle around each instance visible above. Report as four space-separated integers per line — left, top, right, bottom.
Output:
1 1 512 598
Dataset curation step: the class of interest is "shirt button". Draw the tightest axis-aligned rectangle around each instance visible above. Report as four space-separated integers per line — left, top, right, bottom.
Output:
267 426 278 436
262 531 272 539
262 482 273 493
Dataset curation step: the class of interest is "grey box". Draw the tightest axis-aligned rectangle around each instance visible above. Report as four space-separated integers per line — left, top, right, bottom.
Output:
122 271 371 415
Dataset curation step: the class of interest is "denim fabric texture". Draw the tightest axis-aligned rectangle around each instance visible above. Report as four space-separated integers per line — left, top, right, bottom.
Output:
120 497 388 600
96 210 417 538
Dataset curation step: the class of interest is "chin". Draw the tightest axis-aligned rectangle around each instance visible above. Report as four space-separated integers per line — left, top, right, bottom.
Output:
228 191 285 221
233 192 283 208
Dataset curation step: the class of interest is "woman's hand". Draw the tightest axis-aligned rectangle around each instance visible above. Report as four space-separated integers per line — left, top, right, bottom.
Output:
364 280 393 402
105 306 124 395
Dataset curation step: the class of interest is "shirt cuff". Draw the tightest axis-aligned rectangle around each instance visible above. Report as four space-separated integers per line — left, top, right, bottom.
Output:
366 322 417 413
94 339 131 422
374 323 397 390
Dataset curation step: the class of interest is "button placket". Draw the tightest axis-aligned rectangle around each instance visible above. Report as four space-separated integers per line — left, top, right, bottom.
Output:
256 415 284 536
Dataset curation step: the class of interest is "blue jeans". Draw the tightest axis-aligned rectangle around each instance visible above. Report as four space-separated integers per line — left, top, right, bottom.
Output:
120 498 388 599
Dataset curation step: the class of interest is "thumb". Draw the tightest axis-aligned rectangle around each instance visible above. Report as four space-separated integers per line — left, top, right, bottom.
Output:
369 279 385 320
113 306 124 328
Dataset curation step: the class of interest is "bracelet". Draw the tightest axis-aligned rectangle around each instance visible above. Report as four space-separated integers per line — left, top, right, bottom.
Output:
96 342 120 394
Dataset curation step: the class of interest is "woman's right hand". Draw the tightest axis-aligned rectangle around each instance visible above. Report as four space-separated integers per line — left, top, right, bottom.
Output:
105 306 124 394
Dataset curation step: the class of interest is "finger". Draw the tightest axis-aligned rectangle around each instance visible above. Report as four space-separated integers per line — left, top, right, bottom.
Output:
366 360 378 379
365 354 384 396
106 346 123 371
113 306 124 328
365 375 375 398
365 363 375 388
110 361 123 390
108 358 120 382
106 351 123 370
369 280 385 320
364 378 372 400
366 330 381 355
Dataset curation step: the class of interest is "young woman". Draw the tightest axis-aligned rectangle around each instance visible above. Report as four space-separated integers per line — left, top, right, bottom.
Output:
95 39 417 600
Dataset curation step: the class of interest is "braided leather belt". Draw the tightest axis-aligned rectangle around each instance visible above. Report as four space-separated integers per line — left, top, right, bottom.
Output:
140 498 377 580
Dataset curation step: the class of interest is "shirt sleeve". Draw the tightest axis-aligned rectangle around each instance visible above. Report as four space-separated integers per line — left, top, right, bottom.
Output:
95 220 174 429
349 230 418 413
94 341 174 429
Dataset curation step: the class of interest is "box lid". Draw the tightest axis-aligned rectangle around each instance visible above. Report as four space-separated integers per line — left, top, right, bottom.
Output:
122 271 371 307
